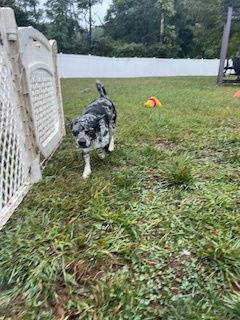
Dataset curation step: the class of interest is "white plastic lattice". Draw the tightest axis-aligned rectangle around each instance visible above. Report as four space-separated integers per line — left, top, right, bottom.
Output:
0 45 28 214
0 8 64 228
30 69 59 147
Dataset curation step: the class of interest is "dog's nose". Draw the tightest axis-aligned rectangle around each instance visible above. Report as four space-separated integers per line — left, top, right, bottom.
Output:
78 138 87 148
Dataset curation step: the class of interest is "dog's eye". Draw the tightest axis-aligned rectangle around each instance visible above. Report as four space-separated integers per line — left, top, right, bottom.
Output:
85 129 96 138
72 129 79 136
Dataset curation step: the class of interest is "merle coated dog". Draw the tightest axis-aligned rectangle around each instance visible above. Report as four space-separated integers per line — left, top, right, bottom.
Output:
70 81 117 179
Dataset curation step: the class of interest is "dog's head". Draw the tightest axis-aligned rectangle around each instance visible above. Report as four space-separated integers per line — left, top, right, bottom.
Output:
70 115 105 150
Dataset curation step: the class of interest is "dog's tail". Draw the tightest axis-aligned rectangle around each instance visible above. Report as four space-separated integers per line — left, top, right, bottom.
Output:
96 80 107 98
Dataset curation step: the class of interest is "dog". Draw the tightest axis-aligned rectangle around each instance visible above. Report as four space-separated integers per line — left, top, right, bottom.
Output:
69 81 117 179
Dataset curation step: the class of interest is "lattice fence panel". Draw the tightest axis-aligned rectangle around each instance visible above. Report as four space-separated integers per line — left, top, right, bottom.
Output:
30 69 60 147
0 38 30 224
18 27 64 160
0 8 64 228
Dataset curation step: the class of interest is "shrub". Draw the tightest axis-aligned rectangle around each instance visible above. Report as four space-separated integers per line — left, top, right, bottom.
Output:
113 42 147 57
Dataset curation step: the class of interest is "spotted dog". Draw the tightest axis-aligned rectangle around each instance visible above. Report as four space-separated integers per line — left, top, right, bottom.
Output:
70 81 117 179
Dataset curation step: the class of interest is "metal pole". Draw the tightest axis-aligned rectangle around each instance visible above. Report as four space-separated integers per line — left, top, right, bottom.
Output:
217 6 233 84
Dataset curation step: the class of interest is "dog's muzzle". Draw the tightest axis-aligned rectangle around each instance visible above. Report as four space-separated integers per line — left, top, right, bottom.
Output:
78 138 88 148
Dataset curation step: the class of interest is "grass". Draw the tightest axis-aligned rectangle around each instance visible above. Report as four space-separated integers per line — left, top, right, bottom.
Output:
0 77 240 319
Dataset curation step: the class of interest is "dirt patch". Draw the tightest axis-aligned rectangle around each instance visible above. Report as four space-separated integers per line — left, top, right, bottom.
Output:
54 287 80 319
168 251 193 293
169 257 187 279
232 280 240 292
80 88 92 94
196 149 223 163
155 139 178 151
55 304 65 318
144 168 161 189
66 260 109 283
145 167 160 176
66 258 126 284
52 259 126 318
196 146 240 164
5 296 26 320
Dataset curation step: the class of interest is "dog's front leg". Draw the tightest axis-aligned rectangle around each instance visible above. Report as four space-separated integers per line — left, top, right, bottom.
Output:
109 136 115 152
82 153 91 179
109 128 115 152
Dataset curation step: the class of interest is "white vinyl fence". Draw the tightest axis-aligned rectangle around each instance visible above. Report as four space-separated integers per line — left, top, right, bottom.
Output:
0 8 65 228
57 53 220 78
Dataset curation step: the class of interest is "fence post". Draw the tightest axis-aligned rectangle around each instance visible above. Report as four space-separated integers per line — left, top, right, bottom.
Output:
50 40 66 137
1 8 42 183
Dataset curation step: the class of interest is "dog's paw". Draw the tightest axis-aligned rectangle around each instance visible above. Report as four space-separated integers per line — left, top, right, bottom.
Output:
98 150 106 159
108 144 115 152
108 137 115 152
82 170 91 179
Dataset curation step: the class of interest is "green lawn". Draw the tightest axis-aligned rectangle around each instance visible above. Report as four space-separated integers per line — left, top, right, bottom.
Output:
0 77 240 319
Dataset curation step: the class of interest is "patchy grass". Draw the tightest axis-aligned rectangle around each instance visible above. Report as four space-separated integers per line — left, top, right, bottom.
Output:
0 77 240 319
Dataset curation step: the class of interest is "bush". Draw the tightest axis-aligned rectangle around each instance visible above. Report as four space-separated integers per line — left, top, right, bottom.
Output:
69 38 180 59
91 38 115 56
145 43 180 58
113 42 147 57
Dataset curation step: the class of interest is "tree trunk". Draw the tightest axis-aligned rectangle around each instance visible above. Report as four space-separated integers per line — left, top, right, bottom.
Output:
89 0 92 47
160 13 165 43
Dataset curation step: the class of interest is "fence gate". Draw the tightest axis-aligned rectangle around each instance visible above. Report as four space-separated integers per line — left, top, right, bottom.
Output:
0 8 65 228
18 27 65 160
0 9 32 227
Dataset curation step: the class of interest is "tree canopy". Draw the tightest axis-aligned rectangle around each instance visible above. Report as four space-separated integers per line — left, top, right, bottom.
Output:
1 0 240 58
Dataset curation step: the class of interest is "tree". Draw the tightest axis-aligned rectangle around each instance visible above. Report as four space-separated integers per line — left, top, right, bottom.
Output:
104 0 179 57
45 0 85 52
178 0 240 58
172 0 193 57
17 0 42 23
76 0 102 46
3 0 240 58
45 0 102 53
0 0 34 25
105 0 164 43
1 0 45 33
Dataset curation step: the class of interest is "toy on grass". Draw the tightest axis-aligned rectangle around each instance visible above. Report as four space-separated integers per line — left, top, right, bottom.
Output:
233 90 240 98
144 96 162 108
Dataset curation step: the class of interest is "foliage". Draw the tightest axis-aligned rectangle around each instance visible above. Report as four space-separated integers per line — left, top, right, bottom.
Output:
3 0 240 57
0 0 44 30
104 0 240 58
105 0 175 44
0 77 240 318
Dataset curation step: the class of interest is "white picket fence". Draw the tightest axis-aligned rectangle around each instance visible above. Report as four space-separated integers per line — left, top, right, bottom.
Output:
0 8 65 229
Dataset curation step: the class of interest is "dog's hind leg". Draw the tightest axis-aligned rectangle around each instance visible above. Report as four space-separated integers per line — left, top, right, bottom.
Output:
82 153 91 179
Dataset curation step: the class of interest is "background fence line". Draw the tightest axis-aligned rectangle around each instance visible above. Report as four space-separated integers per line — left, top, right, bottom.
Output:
0 8 65 229
57 54 220 78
